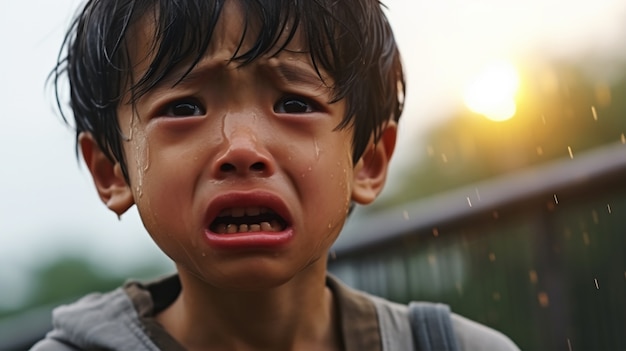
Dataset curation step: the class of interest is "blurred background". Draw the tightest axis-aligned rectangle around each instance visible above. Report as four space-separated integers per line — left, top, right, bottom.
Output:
1 0 626 349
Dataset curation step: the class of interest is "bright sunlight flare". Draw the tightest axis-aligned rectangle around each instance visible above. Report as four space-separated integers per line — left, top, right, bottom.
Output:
463 61 520 122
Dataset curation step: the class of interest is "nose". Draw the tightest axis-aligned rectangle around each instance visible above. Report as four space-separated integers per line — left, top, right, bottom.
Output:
212 124 274 178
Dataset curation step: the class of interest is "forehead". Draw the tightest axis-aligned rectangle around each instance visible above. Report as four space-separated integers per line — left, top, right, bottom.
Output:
124 0 317 94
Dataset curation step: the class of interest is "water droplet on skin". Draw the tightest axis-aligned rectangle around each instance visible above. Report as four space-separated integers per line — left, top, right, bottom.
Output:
307 166 312 172
143 145 151 172
314 139 321 160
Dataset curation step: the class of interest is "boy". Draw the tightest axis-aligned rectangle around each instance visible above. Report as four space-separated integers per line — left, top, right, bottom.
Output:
34 0 519 350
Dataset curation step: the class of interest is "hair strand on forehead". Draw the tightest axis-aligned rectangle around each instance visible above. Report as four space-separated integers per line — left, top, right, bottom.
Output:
53 0 404 180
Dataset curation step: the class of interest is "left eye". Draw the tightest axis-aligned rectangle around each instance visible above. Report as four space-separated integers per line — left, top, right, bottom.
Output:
161 100 205 117
274 96 317 114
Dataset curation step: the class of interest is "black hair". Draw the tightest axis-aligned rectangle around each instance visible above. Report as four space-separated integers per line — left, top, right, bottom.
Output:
53 0 405 181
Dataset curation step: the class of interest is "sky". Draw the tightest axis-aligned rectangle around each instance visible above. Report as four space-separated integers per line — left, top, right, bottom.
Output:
2 0 626 308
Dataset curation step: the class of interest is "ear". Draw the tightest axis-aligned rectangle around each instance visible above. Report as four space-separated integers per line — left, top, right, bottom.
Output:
79 132 134 216
351 121 397 205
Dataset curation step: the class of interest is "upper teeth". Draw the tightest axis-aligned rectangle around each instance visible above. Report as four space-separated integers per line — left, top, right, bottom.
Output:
218 207 269 217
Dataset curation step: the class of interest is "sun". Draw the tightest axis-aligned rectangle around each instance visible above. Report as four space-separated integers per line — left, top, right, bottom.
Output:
463 61 520 122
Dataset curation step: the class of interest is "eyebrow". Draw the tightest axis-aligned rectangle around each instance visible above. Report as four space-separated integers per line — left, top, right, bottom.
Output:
156 61 224 90
262 59 332 93
145 58 330 96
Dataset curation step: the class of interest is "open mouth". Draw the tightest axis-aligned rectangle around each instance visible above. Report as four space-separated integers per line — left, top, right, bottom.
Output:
209 206 288 234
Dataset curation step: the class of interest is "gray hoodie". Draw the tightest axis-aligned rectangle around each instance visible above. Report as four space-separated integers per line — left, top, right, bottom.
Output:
30 275 519 351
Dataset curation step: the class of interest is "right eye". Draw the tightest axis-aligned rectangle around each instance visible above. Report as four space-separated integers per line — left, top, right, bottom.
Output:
161 99 205 118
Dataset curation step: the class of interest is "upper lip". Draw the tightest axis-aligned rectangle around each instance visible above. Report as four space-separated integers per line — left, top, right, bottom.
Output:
204 191 292 230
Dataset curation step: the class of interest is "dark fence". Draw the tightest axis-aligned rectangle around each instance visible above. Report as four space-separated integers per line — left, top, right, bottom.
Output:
329 141 626 351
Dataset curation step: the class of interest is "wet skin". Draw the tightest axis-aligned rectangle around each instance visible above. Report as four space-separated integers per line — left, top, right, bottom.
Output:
80 2 396 350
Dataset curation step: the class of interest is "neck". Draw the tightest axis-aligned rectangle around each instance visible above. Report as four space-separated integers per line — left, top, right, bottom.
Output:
157 265 341 351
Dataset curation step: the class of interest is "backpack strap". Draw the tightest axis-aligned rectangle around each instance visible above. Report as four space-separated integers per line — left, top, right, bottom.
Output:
408 302 460 351
371 295 460 351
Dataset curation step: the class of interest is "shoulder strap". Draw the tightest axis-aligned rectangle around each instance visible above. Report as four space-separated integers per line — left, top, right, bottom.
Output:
408 302 460 351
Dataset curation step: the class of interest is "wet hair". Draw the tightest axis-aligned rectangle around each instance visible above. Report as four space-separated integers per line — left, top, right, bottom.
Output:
53 0 405 181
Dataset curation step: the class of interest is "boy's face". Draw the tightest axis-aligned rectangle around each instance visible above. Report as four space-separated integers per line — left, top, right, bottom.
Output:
83 1 395 289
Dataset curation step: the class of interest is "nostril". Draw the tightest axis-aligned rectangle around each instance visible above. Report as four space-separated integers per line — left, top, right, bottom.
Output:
220 163 236 173
250 162 265 172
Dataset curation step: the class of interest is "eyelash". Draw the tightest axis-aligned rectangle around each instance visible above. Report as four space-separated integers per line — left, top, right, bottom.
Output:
274 95 320 114
160 98 205 118
156 95 321 118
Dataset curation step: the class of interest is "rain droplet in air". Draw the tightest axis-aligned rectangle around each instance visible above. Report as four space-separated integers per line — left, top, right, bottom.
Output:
594 278 599 290
441 153 448 163
582 232 590 246
553 194 559 205
621 133 625 144
427 145 435 157
567 146 574 159
607 204 612 214
402 210 409 220
529 270 538 284
591 105 598 121
537 292 549 307
466 197 472 207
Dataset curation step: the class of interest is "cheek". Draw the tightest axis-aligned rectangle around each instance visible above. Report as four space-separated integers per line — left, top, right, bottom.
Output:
123 134 197 235
301 136 354 224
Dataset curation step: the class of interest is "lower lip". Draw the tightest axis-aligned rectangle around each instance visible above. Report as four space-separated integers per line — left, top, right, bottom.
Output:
204 229 294 249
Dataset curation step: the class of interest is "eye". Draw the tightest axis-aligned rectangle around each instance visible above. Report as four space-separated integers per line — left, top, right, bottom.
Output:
161 99 205 117
274 96 318 114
